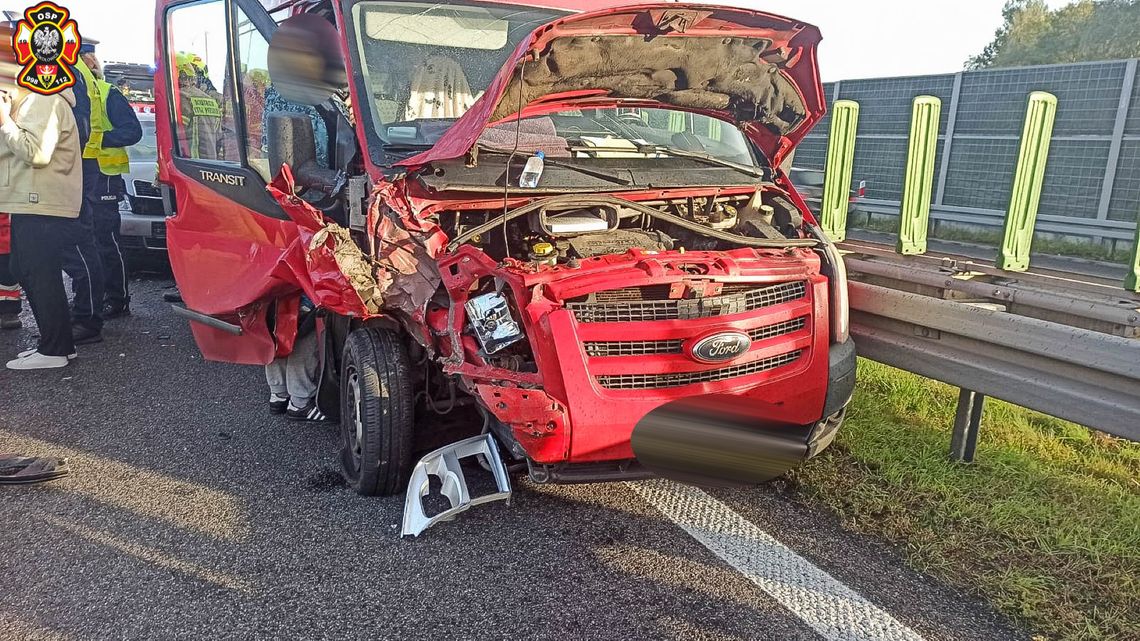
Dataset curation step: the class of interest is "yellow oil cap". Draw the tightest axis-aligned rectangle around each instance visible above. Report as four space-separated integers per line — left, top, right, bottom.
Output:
533 242 555 256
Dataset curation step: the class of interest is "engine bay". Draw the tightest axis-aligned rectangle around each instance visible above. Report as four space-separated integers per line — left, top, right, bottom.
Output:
439 188 814 270
417 186 822 378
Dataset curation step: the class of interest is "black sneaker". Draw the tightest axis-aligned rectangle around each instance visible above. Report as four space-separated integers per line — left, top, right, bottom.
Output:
103 303 131 319
72 324 103 345
286 400 330 423
269 394 289 415
0 314 20 330
163 290 183 303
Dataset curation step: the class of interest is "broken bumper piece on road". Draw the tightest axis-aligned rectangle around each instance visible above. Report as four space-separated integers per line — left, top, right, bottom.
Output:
401 434 512 537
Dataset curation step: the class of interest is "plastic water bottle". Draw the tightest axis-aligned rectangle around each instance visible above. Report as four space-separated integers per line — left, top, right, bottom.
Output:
519 151 545 188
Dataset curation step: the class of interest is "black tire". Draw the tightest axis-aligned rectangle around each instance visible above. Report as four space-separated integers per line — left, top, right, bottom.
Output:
339 327 414 496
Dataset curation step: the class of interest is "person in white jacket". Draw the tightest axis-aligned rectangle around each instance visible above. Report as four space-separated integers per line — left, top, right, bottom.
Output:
0 85 84 370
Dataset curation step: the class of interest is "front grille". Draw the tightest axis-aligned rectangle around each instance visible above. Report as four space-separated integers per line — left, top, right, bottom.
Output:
596 350 803 390
129 195 165 216
134 180 161 198
749 317 807 342
594 285 672 303
586 338 685 357
583 317 808 357
567 281 806 323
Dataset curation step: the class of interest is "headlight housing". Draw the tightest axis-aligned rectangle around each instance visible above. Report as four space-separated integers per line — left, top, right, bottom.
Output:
810 227 850 344
465 291 524 354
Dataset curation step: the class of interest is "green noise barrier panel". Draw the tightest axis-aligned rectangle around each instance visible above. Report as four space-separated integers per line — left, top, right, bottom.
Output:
820 100 860 242
998 91 1057 272
897 96 942 255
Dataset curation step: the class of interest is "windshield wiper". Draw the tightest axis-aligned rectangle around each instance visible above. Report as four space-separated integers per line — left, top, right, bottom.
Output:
474 143 633 186
384 142 433 151
567 143 768 180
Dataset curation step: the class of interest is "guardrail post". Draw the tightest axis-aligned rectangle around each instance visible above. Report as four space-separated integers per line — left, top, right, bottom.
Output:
950 389 985 463
998 91 1057 272
1127 218 1140 292
898 96 942 255
821 100 860 242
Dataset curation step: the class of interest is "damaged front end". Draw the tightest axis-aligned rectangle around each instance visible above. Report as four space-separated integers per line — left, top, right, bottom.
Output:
262 2 846 535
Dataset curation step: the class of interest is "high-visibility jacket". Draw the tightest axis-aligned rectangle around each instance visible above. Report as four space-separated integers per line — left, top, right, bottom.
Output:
74 60 131 176
179 84 223 160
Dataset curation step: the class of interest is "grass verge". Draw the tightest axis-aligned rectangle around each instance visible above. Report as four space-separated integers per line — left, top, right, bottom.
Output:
788 359 1140 641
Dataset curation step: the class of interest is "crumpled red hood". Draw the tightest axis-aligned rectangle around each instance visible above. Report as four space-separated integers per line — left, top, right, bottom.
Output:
397 2 824 170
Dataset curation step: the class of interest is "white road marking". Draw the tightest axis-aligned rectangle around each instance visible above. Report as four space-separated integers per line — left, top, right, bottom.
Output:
629 479 927 641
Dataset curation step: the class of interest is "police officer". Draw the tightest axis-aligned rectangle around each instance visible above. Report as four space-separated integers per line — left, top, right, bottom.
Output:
75 43 141 319
62 42 142 344
59 44 106 347
176 52 223 160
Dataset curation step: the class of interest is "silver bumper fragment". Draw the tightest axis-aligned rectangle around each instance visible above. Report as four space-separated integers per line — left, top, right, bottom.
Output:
400 434 512 537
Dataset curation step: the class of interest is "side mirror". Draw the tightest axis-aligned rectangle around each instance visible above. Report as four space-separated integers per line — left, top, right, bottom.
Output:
267 113 342 196
267 14 347 107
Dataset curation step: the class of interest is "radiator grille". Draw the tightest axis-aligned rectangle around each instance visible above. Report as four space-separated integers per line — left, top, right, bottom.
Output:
596 350 803 390
593 285 672 303
749 317 807 342
586 338 685 357
583 318 808 357
568 281 807 323
134 180 162 198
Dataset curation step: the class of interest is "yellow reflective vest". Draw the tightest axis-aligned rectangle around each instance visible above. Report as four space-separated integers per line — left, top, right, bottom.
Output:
178 85 223 160
75 61 131 176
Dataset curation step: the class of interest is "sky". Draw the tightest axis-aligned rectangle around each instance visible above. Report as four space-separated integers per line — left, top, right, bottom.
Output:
54 0 1072 82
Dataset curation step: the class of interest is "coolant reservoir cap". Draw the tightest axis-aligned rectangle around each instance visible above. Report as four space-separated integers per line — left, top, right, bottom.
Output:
532 242 555 256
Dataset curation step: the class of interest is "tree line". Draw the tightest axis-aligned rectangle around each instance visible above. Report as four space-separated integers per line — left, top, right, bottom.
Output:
968 0 1140 68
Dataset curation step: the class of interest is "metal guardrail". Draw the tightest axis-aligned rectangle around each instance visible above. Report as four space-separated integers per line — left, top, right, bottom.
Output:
844 248 1140 446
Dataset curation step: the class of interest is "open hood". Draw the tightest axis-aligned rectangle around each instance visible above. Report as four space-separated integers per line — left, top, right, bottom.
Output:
397 2 824 170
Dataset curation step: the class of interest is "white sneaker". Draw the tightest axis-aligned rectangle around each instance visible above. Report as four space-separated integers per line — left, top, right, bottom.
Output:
7 351 70 370
17 348 77 360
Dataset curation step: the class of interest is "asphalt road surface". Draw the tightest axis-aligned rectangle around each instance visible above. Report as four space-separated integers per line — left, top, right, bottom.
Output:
0 274 1030 641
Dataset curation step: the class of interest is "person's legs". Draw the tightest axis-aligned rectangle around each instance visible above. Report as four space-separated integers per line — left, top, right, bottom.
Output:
93 198 129 315
284 329 327 421
265 356 290 413
9 216 74 360
62 199 105 339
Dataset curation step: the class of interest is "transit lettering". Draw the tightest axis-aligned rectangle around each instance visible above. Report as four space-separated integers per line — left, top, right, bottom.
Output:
199 170 246 187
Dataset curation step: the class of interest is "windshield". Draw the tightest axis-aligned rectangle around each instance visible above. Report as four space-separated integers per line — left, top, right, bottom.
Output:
349 1 761 174
128 119 158 163
351 1 567 147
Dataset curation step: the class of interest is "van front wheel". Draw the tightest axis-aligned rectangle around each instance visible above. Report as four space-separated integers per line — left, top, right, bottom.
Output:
339 327 414 496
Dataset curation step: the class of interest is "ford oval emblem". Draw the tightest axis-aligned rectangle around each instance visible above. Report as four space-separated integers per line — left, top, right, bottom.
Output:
689 332 752 364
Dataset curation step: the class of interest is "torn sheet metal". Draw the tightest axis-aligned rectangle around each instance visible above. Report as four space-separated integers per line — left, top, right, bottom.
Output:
310 224 385 315
367 194 441 319
266 165 444 323
268 165 383 316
